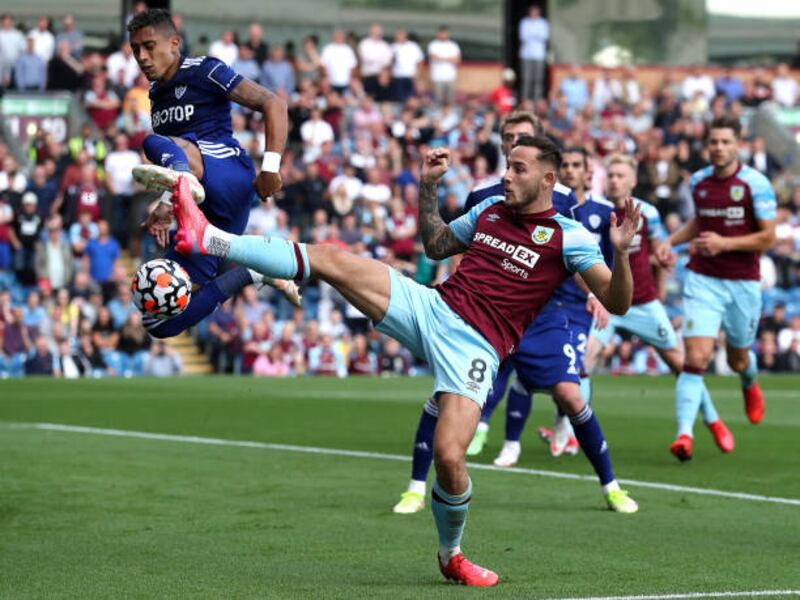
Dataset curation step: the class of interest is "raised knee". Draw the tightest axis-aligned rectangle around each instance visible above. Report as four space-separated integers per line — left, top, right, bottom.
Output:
727 354 749 373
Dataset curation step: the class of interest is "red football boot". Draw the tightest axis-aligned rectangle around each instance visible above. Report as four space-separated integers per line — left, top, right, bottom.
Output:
669 434 693 463
743 382 765 424
707 420 735 453
172 176 209 255
438 553 499 587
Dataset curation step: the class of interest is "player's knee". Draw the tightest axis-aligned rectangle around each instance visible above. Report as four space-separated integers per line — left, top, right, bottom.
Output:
727 352 749 373
433 443 464 474
685 347 711 370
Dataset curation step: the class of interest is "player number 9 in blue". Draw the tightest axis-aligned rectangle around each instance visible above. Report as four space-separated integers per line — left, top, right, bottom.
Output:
563 344 578 375
468 359 487 383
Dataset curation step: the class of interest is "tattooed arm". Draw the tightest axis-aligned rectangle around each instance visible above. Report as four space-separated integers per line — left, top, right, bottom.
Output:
419 148 468 260
228 78 288 199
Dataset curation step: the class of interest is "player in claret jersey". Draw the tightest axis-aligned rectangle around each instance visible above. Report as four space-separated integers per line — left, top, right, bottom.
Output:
657 116 776 462
171 135 639 586
126 10 299 339
584 155 733 456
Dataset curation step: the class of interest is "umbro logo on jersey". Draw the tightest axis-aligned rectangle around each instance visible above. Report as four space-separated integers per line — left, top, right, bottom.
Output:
487 214 501 222
175 85 187 100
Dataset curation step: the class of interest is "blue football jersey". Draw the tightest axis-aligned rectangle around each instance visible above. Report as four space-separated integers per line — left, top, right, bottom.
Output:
149 55 243 145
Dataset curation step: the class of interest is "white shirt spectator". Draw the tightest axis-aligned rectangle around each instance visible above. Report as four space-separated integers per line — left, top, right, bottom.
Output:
28 27 55 62
358 36 392 78
391 39 424 79
0 170 27 194
106 49 140 88
105 149 141 196
320 42 357 87
777 324 800 353
300 116 334 163
518 14 549 60
209 38 238 66
427 38 460 83
360 182 391 204
772 74 799 107
0 26 25 84
681 72 715 102
328 172 363 206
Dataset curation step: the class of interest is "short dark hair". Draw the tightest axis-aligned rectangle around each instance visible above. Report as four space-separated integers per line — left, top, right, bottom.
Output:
512 135 562 170
708 115 742 139
127 9 178 37
562 146 589 168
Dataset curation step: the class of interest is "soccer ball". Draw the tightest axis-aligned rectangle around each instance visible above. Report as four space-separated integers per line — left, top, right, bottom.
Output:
131 258 192 320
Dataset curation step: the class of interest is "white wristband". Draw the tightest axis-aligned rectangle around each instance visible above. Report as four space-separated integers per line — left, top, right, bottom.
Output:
157 191 173 207
261 152 281 173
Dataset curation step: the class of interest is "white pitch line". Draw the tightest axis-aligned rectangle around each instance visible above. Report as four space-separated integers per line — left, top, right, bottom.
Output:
545 591 800 600
7 422 800 507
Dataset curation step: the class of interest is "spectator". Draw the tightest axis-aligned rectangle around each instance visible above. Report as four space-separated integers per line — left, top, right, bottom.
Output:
300 107 334 164
56 338 84 379
777 315 800 354
490 68 517 117
1 297 30 377
328 164 363 216
14 35 47 91
76 332 111 377
85 220 120 284
253 344 290 377
64 163 105 225
320 29 357 96
358 24 392 98
108 282 136 329
84 74 121 131
748 137 781 180
244 22 268 64
348 333 377 375
390 29 423 103
0 156 28 195
26 165 58 219
681 67 715 103
92 305 120 371
0 14 25 88
209 30 238 66
106 41 139 88
261 44 295 95
760 304 787 337
295 35 321 85
56 14 84 59
232 44 260 85
143 341 182 376
104 133 141 247
28 16 55 63
307 333 347 377
25 334 57 377
378 338 410 375
518 4 549 102
559 65 589 112
69 208 100 257
35 216 73 290
13 192 43 286
384 198 417 261
771 63 798 108
646 144 681 214
715 68 745 104
48 39 84 91
117 311 150 376
427 25 461 106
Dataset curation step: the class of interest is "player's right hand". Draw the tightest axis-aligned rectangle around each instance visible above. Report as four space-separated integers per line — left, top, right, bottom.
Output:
655 240 676 269
142 202 173 249
254 171 282 201
421 148 451 183
587 295 610 330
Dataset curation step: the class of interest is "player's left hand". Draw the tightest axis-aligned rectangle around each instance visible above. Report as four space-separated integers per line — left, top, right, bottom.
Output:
694 231 728 256
609 197 641 253
142 202 174 249
254 171 282 201
587 295 610 330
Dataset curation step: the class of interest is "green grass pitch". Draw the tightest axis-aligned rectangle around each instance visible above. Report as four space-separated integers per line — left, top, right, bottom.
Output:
1 375 799 599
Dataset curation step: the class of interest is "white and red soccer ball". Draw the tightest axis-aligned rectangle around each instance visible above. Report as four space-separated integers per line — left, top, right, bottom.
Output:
131 258 192 320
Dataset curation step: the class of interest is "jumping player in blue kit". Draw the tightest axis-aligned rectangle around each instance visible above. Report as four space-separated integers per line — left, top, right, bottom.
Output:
392 115 638 515
126 9 299 337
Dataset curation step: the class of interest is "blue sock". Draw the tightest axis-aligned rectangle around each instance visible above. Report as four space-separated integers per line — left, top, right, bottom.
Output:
505 380 532 442
676 369 705 437
739 350 758 389
579 375 592 406
699 383 719 425
225 235 310 282
571 405 614 486
481 360 513 424
411 404 437 483
142 134 191 172
149 267 253 338
431 478 472 555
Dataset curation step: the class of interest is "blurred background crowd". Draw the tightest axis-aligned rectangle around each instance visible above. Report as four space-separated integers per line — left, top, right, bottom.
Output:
1 6 799 378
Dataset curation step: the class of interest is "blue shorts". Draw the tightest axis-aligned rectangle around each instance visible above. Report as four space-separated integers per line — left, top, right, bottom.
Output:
564 300 592 373
510 306 580 392
681 270 761 348
376 268 500 407
590 299 677 350
165 139 256 286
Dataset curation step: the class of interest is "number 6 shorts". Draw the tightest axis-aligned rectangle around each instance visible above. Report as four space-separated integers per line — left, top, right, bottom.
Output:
375 267 500 408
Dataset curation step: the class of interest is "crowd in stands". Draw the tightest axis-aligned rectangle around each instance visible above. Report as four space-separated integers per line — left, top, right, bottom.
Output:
1 9 800 378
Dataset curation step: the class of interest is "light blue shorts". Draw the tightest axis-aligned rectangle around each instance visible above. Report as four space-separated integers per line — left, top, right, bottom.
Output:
376 268 500 407
681 270 761 348
590 299 677 350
